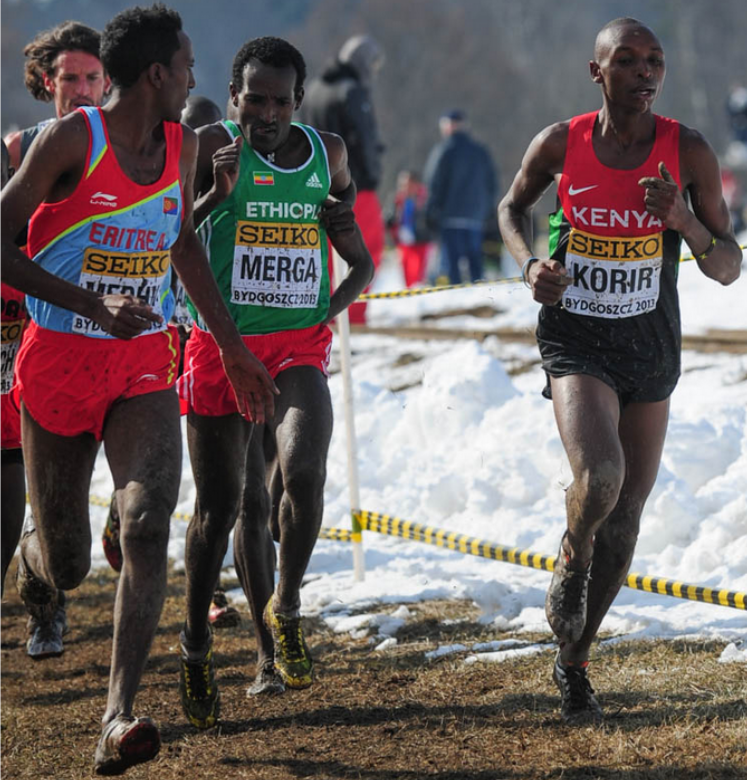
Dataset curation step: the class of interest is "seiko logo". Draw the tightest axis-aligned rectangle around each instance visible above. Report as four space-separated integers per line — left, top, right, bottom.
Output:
568 184 598 196
90 191 118 208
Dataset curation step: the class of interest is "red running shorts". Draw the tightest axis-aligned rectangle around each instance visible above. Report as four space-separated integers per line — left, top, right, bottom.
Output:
178 323 332 417
14 320 180 440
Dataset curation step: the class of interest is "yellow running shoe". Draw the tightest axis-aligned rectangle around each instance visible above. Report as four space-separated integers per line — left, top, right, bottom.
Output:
178 629 220 729
263 598 313 689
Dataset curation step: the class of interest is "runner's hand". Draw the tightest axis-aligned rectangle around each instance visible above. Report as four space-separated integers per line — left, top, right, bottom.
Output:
320 196 356 236
639 161 689 231
93 294 163 339
526 259 573 305
219 342 279 424
212 136 243 202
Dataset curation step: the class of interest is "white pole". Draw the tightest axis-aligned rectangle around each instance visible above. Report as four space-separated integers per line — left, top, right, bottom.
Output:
332 249 365 581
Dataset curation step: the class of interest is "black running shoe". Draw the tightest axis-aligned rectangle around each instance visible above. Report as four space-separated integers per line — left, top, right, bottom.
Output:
545 533 591 643
552 652 603 725
179 629 220 729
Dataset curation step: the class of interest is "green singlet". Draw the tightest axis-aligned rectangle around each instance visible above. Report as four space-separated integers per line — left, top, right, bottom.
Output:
189 120 332 334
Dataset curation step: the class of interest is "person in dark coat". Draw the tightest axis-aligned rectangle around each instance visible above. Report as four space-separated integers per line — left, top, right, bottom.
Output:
300 35 385 323
424 110 497 284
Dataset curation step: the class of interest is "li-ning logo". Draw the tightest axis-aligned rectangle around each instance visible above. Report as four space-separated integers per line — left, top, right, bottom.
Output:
90 191 118 208
305 172 323 188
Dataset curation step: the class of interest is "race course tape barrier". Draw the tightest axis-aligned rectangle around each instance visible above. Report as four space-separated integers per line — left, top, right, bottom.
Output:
85 494 745 611
359 244 747 300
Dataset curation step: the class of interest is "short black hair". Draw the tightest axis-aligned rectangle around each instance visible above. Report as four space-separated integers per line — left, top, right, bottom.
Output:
101 3 182 90
231 37 306 96
181 95 222 129
23 21 102 102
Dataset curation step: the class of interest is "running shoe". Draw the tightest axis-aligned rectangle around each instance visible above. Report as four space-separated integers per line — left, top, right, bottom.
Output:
26 591 68 659
208 587 241 628
102 495 123 573
552 652 604 725
178 629 220 729
94 714 161 775
15 524 68 659
545 533 591 643
263 598 313 690
246 658 286 697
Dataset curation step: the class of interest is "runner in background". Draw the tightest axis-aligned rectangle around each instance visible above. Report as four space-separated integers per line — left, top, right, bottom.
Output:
102 94 242 629
498 17 741 726
2 20 110 660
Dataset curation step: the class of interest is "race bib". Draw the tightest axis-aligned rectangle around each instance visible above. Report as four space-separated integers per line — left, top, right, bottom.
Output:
73 248 170 335
1 320 24 395
562 229 663 319
231 220 322 309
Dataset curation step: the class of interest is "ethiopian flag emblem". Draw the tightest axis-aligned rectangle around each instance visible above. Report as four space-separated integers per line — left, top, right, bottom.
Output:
253 171 275 186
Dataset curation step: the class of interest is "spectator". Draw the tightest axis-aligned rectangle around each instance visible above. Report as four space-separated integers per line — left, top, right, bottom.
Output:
385 170 431 287
300 34 385 323
424 109 497 284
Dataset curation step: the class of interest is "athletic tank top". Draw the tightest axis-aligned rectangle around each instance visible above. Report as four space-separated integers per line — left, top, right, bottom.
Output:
1 283 27 396
26 106 182 338
540 111 683 366
190 120 331 335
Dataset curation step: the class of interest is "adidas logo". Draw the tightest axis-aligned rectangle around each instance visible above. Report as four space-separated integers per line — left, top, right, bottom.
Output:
305 172 323 188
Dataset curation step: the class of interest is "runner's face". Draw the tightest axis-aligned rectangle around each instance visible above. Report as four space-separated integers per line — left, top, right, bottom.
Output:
592 26 665 112
44 50 110 118
165 31 196 122
233 61 300 155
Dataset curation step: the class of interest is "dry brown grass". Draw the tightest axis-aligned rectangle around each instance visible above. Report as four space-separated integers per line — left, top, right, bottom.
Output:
2 564 746 779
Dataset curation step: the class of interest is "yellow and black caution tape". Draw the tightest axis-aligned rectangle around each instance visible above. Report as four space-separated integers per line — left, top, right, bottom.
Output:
350 510 745 611
84 495 745 611
358 243 747 302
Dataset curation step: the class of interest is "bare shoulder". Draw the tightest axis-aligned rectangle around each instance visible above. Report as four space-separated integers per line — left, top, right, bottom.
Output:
526 120 570 173
677 122 719 188
194 121 233 153
23 111 89 166
316 129 346 165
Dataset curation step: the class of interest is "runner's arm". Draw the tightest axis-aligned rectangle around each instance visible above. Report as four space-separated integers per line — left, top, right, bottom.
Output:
192 123 240 227
0 117 161 338
170 128 278 423
498 122 573 305
318 133 373 323
639 129 740 285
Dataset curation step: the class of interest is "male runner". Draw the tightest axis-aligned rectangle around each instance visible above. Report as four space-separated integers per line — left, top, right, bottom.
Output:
2 20 110 659
4 20 110 171
1 6 277 774
176 36 373 729
101 94 242 628
498 18 741 725
1 140 26 598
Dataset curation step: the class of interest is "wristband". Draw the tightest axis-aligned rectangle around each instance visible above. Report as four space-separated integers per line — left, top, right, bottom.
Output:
521 257 540 288
694 235 717 261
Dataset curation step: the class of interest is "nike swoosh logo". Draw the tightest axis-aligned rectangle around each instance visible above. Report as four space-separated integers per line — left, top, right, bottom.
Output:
568 184 599 196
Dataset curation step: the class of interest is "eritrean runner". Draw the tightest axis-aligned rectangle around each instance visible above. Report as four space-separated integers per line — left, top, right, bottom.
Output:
0 7 277 775
176 36 373 729
498 17 741 726
2 20 111 659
